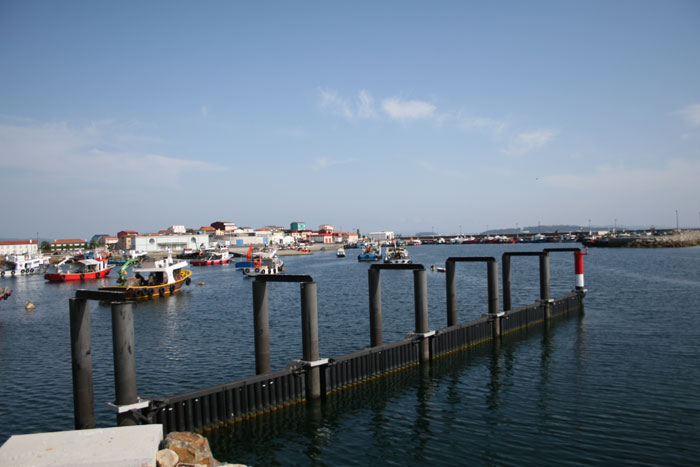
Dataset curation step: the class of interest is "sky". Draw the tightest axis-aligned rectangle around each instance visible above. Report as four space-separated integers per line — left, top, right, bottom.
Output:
1 0 699 239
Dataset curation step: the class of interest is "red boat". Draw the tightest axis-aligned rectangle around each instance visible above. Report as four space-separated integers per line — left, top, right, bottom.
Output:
44 257 114 282
190 250 233 266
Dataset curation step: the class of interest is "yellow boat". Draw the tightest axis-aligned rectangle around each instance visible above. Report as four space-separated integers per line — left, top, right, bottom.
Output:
100 253 192 300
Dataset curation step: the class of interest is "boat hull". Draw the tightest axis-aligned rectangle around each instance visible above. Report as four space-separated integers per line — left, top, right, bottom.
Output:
358 255 381 261
99 270 192 300
45 267 114 282
241 265 282 277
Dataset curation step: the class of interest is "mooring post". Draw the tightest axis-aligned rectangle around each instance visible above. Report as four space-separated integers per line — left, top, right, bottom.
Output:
301 282 321 400
539 252 550 301
413 269 430 363
487 259 502 337
539 252 552 319
368 267 382 347
253 280 271 375
111 301 138 426
445 259 457 326
575 250 585 291
69 297 94 430
502 254 512 312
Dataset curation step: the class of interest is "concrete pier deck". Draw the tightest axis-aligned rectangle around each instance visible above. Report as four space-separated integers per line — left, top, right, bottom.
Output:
0 425 163 467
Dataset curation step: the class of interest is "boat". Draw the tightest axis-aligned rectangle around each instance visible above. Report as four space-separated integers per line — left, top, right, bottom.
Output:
44 253 114 282
430 265 446 273
99 253 192 300
358 243 382 261
237 245 285 277
336 248 346 258
384 244 412 264
0 253 49 277
190 249 233 266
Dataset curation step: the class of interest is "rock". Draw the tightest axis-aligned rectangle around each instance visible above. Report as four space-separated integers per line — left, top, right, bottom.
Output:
156 448 179 467
159 432 220 467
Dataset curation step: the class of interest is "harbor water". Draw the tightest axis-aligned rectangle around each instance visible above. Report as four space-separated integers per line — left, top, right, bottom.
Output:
1 244 699 465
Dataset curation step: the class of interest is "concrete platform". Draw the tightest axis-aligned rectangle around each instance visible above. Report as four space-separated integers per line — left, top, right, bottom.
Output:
0 425 163 467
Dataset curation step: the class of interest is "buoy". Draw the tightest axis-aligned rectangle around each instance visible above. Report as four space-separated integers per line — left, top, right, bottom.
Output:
198 282 206 286
25 301 36 311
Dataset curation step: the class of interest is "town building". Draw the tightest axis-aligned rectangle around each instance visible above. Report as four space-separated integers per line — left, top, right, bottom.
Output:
210 222 237 235
0 240 39 256
131 233 210 253
367 231 395 244
290 222 306 231
50 238 89 251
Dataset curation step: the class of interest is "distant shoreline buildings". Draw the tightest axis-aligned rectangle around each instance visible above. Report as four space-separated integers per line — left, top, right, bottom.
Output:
1 221 362 255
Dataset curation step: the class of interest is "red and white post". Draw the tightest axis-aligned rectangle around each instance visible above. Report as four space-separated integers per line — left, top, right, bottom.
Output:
574 250 585 290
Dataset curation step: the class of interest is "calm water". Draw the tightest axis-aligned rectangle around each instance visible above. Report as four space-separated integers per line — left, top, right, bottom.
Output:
1 244 699 465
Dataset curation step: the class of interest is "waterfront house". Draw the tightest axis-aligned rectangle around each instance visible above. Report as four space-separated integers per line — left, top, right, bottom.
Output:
0 240 39 257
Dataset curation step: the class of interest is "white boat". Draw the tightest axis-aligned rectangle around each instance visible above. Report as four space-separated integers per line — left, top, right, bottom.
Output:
384 245 412 264
238 245 285 277
336 248 346 258
0 254 49 277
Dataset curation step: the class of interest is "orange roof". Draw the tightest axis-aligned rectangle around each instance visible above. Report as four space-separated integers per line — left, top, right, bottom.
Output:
0 240 36 245
53 239 87 244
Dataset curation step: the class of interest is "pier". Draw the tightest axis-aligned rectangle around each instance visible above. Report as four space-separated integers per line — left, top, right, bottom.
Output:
67 249 586 436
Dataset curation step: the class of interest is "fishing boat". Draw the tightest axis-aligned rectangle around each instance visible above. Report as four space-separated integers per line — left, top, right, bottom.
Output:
0 254 49 277
336 248 346 258
99 253 192 300
44 253 114 282
358 243 382 261
190 249 233 266
384 245 412 264
237 245 285 277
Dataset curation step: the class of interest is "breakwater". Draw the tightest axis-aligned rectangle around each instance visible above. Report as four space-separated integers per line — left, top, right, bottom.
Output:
585 230 700 248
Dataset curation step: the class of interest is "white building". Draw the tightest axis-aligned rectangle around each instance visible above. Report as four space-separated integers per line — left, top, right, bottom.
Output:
0 240 39 257
132 233 210 253
169 225 186 234
367 231 395 244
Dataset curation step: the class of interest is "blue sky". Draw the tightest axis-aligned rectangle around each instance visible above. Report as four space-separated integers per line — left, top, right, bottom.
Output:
1 0 699 238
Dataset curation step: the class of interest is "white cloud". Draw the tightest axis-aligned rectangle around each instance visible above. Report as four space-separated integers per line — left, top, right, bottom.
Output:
356 89 377 119
504 128 557 156
459 116 508 134
312 156 354 171
318 88 353 119
674 103 700 127
0 119 227 185
382 97 436 120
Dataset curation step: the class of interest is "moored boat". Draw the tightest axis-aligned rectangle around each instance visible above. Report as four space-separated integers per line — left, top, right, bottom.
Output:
190 249 233 266
0 254 49 277
237 245 285 277
384 244 412 264
358 243 382 261
99 253 192 300
44 254 114 282
336 248 346 258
